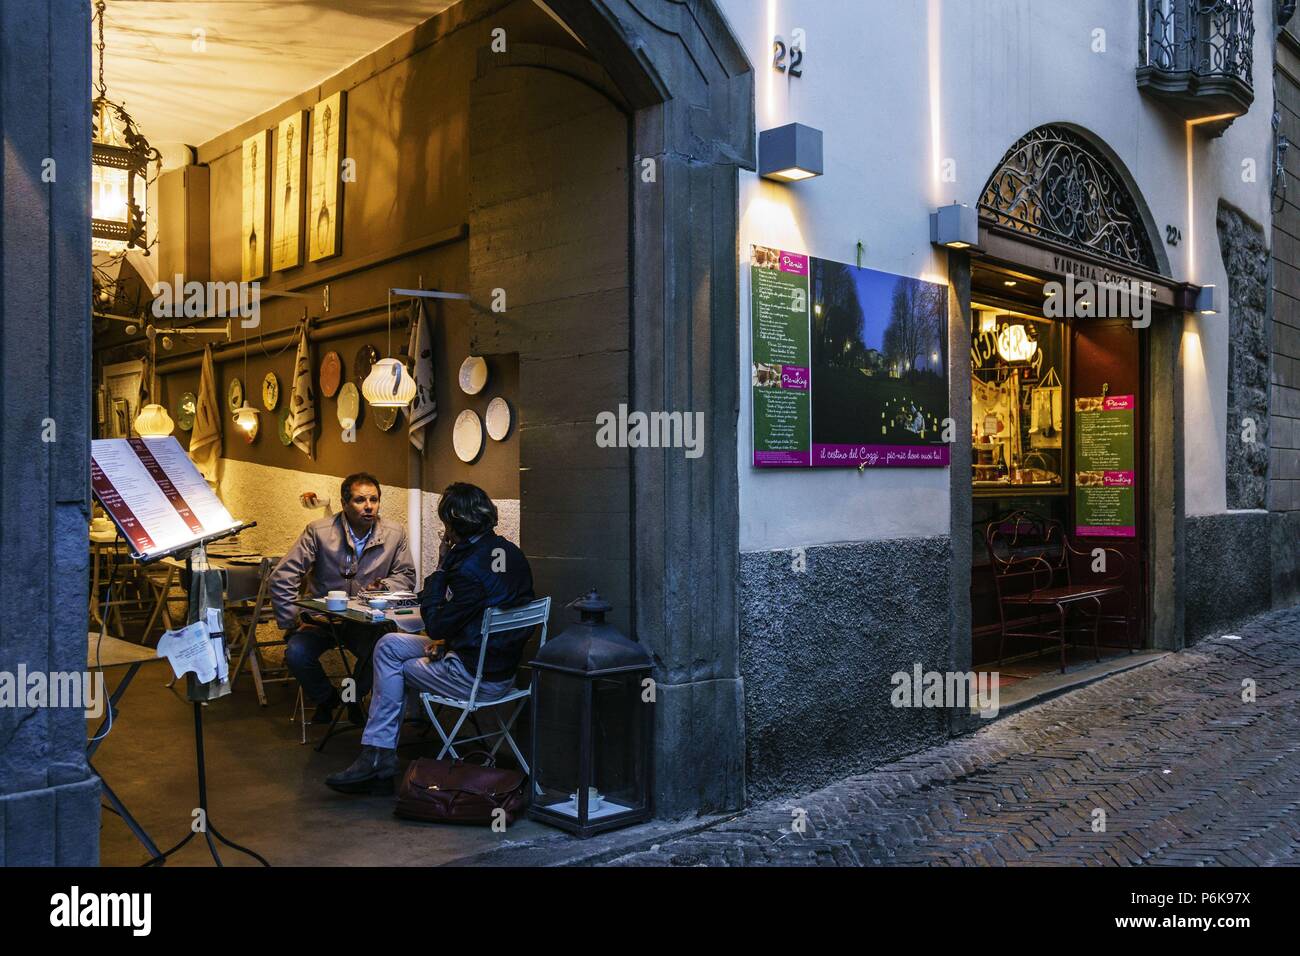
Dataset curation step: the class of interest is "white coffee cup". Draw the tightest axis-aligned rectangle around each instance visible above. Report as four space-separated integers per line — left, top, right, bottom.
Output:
325 590 347 611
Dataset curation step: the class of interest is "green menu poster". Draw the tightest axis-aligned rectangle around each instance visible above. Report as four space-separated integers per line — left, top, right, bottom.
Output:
750 246 812 466
1074 394 1135 537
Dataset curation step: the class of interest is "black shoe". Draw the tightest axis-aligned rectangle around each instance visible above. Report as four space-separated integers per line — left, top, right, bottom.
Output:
324 746 399 794
346 702 366 727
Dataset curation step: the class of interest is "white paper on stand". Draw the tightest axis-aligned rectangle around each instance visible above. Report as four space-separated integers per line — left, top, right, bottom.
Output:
155 621 220 683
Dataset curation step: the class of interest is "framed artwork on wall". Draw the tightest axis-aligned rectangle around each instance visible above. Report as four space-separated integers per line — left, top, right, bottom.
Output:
241 129 270 281
308 90 346 262
272 110 308 272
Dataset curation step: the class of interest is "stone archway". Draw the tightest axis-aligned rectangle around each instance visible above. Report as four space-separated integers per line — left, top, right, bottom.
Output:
537 0 756 816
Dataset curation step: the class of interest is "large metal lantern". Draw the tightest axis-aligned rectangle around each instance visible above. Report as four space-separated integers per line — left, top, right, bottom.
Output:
91 2 159 254
528 590 653 837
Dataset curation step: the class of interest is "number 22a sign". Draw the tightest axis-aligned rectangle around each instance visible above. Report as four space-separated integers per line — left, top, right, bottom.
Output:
773 30 806 77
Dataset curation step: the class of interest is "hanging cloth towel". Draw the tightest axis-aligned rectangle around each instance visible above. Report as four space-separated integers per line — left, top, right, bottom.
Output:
289 320 316 459
407 299 437 452
188 345 222 481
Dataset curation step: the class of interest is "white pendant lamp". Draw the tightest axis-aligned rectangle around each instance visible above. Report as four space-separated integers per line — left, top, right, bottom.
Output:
233 320 261 437
134 402 175 436
134 325 174 436
362 357 417 407
362 290 417 408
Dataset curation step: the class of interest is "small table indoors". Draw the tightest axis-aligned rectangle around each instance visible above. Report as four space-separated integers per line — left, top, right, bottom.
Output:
291 596 426 750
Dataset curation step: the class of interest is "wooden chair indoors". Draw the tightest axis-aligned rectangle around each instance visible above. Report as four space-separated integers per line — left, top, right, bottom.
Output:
984 510 1133 673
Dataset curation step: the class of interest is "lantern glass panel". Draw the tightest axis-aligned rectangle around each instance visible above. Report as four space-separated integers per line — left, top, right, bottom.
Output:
92 160 130 227
592 672 648 816
532 669 586 818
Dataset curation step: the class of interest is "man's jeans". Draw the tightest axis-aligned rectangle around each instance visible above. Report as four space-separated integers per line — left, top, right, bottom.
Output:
361 634 514 750
285 620 390 705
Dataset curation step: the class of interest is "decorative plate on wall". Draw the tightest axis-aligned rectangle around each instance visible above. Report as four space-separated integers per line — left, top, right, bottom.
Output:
373 406 399 432
354 345 379 389
262 371 280 411
278 404 294 446
458 356 489 395
319 350 343 398
485 397 512 441
337 382 361 429
452 409 485 463
176 392 197 431
228 378 244 412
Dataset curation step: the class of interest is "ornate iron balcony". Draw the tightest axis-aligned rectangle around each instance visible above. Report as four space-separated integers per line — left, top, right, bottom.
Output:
1137 0 1254 128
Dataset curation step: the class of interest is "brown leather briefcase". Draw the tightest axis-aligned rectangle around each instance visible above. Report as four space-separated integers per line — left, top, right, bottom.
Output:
394 755 528 825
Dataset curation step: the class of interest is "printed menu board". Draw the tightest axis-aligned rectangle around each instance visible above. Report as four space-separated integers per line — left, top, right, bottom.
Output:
91 437 243 560
1073 394 1135 537
750 245 950 468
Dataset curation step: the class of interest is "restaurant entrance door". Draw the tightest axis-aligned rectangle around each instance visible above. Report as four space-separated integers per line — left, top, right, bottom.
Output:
968 262 1151 669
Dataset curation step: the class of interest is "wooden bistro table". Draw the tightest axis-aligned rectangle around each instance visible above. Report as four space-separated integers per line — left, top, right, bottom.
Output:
87 632 169 863
291 597 428 750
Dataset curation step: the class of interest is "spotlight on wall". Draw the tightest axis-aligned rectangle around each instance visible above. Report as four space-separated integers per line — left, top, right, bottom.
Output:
929 202 980 250
1195 284 1218 315
759 123 824 183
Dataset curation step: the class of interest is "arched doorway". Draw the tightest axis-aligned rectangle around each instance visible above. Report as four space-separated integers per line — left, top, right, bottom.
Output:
964 123 1186 684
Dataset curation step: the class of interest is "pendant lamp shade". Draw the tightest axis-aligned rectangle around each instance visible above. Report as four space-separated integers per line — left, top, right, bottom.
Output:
134 402 175 437
362 357 417 408
233 401 261 433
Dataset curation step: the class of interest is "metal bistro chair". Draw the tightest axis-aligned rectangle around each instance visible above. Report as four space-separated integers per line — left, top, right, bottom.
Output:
985 510 1132 673
419 596 551 774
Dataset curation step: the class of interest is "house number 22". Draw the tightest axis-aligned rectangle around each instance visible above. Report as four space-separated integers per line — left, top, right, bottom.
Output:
773 30 806 77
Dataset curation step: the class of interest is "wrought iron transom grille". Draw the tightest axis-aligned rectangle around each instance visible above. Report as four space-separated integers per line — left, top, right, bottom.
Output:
1142 0 1254 85
978 125 1158 272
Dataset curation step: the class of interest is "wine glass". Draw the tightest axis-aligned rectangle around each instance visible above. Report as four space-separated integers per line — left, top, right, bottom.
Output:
341 551 357 597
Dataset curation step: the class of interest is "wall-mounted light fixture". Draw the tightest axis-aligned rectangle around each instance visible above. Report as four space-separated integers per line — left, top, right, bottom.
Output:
929 202 979 250
1194 284 1218 315
759 123 824 183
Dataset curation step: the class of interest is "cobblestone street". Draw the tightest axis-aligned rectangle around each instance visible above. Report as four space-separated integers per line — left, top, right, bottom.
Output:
606 607 1300 867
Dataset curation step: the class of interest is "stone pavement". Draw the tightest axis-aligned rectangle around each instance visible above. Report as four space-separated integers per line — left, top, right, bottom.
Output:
605 606 1300 866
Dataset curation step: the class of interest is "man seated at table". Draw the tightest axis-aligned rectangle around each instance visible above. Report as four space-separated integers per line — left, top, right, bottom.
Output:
325 482 533 793
271 472 416 727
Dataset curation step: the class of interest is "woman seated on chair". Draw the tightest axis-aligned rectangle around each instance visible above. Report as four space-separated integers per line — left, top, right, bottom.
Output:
325 482 535 794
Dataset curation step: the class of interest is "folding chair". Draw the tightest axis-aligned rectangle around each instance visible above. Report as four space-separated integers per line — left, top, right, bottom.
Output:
419 597 551 774
229 558 294 706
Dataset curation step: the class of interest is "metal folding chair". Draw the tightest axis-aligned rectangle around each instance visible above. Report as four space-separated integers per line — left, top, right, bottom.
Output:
419 596 551 774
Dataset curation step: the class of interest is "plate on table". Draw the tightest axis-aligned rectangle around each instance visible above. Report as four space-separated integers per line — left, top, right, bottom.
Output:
372 405 399 432
262 372 280 410
453 409 484 463
278 404 294 446
337 382 361 429
354 345 380 389
485 397 512 440
458 356 488 395
319 350 343 398
228 378 244 412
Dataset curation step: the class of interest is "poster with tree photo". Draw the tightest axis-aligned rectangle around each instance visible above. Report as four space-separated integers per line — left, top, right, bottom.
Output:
750 246 950 468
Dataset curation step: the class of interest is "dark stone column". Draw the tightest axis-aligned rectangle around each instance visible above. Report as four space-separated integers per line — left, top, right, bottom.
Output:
545 0 755 815
946 254 976 734
1217 201 1270 510
0 0 100 864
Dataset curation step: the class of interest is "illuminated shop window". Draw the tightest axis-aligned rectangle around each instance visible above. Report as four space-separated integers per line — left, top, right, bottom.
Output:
971 307 1067 494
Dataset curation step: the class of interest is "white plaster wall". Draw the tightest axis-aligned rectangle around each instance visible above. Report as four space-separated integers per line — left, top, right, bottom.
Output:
715 0 1273 548
216 457 520 582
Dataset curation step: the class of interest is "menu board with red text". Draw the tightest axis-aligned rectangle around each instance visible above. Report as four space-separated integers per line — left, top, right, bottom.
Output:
91 437 242 560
